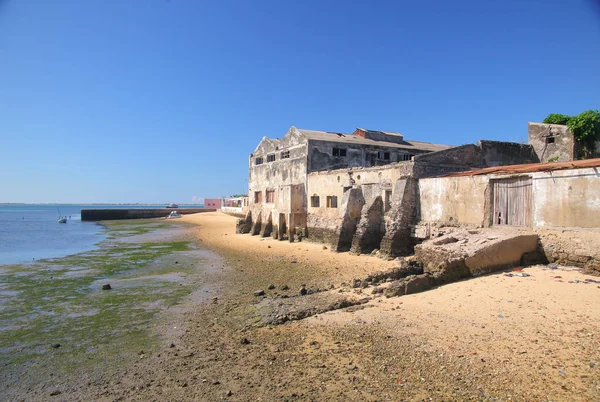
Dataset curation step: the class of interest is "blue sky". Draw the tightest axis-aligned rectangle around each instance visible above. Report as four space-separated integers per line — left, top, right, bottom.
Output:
1 0 599 203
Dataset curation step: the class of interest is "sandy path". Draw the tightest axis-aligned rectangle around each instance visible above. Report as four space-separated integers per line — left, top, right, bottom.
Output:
181 211 398 284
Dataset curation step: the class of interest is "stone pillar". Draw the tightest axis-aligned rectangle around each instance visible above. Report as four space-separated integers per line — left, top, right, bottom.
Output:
235 211 253 234
260 211 273 237
332 188 365 252
250 210 262 236
380 178 418 258
350 196 385 254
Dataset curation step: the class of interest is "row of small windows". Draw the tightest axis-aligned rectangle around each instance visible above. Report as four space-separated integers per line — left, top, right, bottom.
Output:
256 149 414 165
332 148 413 161
255 151 291 165
310 195 337 208
254 189 275 203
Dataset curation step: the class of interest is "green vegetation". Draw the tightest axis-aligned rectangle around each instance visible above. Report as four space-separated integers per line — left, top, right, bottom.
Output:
0 220 200 373
542 113 571 125
543 110 600 158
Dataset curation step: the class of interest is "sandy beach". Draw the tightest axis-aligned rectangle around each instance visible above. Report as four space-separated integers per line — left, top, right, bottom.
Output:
7 211 599 401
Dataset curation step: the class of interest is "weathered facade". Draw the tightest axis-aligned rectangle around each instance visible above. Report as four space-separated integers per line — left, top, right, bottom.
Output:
416 158 600 271
245 126 452 241
528 122 600 162
242 125 541 258
304 141 540 257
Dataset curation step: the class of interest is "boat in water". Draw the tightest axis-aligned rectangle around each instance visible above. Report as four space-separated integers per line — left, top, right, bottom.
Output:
166 203 179 208
57 208 67 224
165 211 182 219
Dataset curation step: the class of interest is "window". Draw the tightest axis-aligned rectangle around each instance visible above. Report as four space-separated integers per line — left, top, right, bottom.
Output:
311 195 320 207
400 154 414 161
378 151 390 160
546 136 555 144
267 154 276 162
332 148 347 157
326 196 338 208
280 150 290 159
266 189 275 203
255 157 264 165
254 191 262 203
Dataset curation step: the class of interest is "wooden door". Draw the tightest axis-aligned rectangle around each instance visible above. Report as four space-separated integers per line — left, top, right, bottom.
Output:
492 177 532 227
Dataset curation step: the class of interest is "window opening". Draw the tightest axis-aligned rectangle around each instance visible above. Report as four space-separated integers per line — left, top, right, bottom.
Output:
265 189 275 203
326 196 338 208
332 148 347 157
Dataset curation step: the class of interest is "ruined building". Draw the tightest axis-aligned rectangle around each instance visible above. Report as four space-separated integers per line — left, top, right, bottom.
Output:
239 125 540 257
241 126 452 241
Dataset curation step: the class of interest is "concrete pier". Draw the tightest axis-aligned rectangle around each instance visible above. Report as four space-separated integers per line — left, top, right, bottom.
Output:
81 208 216 221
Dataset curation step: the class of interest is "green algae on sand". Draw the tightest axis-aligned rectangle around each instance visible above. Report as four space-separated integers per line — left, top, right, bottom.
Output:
0 219 204 374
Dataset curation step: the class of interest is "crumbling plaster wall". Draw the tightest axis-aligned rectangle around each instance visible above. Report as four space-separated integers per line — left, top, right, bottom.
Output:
532 168 600 228
528 122 574 162
306 162 414 235
418 176 490 226
248 129 308 237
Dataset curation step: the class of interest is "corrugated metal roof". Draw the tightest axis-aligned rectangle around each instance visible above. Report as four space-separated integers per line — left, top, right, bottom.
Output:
442 158 600 177
297 129 452 152
356 127 404 137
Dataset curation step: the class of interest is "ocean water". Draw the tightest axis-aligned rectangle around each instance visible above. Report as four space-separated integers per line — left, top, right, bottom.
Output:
0 204 201 265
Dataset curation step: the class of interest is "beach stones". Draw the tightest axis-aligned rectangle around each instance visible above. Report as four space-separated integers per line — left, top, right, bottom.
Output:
102 284 112 290
299 285 307 296
254 289 265 296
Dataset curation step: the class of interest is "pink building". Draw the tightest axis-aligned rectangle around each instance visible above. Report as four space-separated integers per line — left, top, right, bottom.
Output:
204 198 222 209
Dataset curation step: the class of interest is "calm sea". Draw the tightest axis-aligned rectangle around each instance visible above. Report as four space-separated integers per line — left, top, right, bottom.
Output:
0 205 201 265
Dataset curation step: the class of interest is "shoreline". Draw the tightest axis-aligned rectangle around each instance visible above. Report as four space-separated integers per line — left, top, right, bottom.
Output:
3 212 599 400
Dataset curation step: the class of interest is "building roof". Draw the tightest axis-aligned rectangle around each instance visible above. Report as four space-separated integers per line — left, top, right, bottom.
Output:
296 129 452 152
441 158 600 177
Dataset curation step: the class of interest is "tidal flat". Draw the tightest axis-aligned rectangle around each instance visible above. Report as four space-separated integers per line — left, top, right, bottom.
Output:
0 218 221 393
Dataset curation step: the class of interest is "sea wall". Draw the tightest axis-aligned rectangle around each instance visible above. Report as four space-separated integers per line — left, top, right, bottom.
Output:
81 208 215 221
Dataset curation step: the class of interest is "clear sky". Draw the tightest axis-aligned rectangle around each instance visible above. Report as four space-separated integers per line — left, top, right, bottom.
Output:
1 0 599 204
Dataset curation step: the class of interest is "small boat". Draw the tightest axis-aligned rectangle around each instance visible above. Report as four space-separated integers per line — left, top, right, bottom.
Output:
166 203 179 208
57 208 67 224
165 211 182 219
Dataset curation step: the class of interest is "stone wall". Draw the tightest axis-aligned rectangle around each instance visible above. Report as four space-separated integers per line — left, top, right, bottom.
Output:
528 122 575 162
478 140 539 167
536 228 600 272
81 208 215 221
